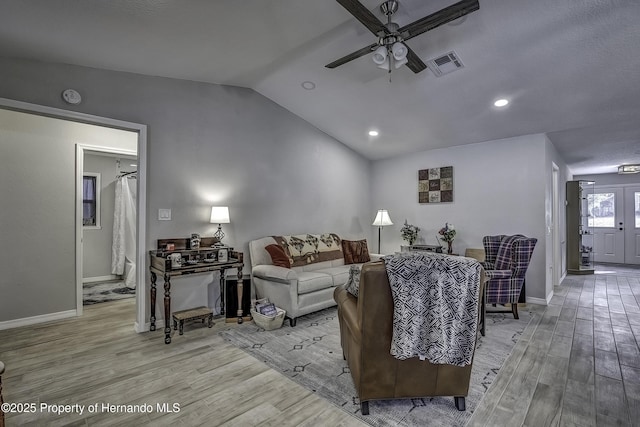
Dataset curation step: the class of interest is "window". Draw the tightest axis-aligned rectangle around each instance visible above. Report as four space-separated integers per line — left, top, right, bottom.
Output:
587 192 614 228
83 173 101 228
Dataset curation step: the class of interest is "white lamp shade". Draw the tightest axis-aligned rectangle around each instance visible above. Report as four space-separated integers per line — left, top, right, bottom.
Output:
394 56 408 69
372 46 388 65
392 42 408 60
377 57 391 70
372 209 393 226
209 206 230 224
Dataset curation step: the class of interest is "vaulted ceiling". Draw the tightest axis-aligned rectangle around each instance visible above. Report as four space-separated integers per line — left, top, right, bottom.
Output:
1 0 639 174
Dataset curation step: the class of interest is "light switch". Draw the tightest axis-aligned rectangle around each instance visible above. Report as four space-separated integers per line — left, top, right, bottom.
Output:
158 209 171 221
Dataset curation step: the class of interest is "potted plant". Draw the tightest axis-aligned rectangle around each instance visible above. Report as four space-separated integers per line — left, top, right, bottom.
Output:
438 222 456 254
401 220 420 246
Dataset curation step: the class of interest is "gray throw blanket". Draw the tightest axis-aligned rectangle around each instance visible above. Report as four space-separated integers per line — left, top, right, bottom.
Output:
381 252 481 367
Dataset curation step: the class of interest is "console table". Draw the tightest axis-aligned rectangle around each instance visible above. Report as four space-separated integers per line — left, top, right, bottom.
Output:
149 237 244 344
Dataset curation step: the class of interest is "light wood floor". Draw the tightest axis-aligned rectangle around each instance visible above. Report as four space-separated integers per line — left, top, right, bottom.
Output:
0 300 366 426
1 263 639 426
469 263 640 427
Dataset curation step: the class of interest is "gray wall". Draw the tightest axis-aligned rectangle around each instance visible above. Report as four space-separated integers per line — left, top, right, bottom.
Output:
0 57 372 322
0 108 138 322
544 135 571 298
370 134 552 301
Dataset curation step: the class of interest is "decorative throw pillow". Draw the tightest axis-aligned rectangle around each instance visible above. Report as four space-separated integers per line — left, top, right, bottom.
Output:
342 239 371 264
265 244 291 268
343 265 361 298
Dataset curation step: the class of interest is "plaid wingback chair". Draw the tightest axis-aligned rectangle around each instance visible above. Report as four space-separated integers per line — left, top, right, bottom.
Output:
481 234 537 319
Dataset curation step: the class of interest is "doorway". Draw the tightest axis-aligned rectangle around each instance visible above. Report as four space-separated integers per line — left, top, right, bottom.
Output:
624 185 640 264
81 150 138 306
0 97 148 332
591 184 640 265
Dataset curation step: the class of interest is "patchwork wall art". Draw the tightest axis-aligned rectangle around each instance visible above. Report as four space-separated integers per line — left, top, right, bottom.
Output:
418 166 453 203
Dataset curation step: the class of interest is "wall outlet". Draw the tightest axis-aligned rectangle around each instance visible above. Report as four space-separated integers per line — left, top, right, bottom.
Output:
158 209 171 221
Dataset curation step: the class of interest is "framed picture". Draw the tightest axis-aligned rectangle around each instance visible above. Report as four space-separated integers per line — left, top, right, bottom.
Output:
218 248 228 262
418 166 453 203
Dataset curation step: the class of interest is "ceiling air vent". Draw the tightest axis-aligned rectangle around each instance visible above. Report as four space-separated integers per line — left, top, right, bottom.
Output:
426 51 464 77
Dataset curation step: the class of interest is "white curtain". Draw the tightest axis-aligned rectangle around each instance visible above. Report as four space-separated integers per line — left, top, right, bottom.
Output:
112 177 137 289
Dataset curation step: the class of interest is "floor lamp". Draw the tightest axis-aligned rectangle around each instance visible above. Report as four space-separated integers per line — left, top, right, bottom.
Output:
372 209 393 253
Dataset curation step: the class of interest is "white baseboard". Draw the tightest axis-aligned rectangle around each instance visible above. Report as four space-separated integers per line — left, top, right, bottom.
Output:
135 321 152 333
83 275 121 284
527 295 552 306
0 309 77 331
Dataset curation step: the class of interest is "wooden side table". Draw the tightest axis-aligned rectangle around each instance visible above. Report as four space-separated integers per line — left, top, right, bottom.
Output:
149 237 244 344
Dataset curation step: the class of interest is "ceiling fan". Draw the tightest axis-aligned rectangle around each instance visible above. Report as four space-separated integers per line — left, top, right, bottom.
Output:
326 0 479 74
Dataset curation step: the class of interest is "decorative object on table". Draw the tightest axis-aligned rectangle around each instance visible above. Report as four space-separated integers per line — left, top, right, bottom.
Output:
481 234 537 318
400 220 420 245
217 248 228 262
418 166 453 203
372 209 393 253
209 206 230 243
190 233 201 249
168 252 183 268
438 222 456 254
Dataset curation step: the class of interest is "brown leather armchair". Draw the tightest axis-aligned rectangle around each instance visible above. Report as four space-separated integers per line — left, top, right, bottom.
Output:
333 260 484 415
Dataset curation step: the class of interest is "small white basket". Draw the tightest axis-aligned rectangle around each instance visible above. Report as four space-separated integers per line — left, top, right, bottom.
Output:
250 307 286 330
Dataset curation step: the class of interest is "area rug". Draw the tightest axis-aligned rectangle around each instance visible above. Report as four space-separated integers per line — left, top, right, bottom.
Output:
83 280 135 305
220 306 533 427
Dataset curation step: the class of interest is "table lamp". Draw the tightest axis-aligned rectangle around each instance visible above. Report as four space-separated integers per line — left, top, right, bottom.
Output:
210 206 230 243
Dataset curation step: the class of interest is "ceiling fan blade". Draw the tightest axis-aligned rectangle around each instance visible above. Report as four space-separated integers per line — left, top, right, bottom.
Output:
399 0 479 41
335 0 389 36
325 43 378 69
405 48 427 73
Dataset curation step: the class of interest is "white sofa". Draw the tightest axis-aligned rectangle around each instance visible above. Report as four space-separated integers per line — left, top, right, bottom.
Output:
249 234 377 326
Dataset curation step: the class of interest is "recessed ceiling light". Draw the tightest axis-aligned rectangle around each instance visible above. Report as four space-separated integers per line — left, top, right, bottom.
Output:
301 81 316 90
368 130 379 137
494 99 509 107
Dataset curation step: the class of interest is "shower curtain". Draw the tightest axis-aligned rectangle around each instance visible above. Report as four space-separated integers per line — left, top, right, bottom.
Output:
112 177 137 289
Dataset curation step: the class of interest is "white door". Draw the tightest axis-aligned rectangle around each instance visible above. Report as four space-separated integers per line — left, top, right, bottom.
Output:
590 187 625 263
624 186 640 265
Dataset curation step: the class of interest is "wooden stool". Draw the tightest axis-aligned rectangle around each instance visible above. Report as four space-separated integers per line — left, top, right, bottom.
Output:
172 306 213 336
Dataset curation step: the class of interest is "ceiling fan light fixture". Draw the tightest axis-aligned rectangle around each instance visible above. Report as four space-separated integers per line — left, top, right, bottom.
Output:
377 56 391 70
392 42 407 61
494 99 509 107
394 56 408 69
372 46 388 65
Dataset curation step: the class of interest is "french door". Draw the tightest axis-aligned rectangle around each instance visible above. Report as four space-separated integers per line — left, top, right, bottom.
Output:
624 185 640 264
589 185 640 264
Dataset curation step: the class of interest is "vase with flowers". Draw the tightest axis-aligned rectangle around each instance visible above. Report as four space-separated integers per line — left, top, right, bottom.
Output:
400 220 420 246
438 222 456 254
